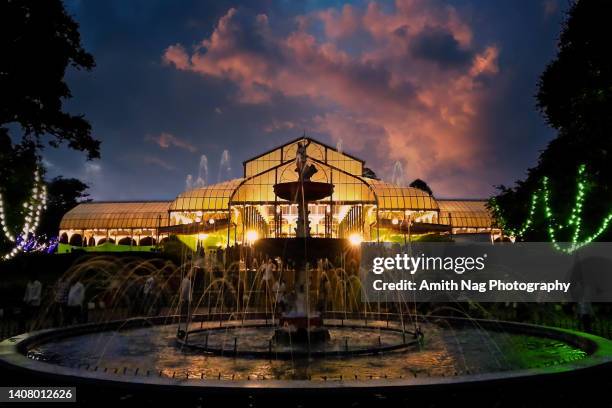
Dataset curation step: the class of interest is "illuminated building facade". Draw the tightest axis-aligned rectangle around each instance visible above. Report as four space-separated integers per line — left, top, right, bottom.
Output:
58 137 498 251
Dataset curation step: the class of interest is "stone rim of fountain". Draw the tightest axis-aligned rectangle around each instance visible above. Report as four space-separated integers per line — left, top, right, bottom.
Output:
2 315 612 393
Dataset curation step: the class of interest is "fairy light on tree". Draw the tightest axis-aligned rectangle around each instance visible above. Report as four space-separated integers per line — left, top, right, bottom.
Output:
493 164 612 253
1 168 47 260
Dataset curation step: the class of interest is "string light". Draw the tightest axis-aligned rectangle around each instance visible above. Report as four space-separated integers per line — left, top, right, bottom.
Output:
1 169 47 260
493 164 612 253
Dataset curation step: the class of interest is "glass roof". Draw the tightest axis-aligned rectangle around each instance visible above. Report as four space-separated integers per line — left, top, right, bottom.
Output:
364 178 439 211
243 137 363 178
60 202 171 230
60 139 491 233
169 179 244 212
437 200 492 228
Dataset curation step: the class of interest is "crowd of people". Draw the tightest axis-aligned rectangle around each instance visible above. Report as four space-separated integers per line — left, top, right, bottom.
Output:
20 274 87 331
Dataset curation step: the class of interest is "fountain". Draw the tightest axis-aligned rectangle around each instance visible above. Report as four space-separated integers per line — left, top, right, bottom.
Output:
270 140 335 344
0 141 611 401
1 252 612 404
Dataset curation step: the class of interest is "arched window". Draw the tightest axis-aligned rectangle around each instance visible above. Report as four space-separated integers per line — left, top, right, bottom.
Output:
118 237 136 246
139 236 156 246
98 237 115 245
69 234 83 246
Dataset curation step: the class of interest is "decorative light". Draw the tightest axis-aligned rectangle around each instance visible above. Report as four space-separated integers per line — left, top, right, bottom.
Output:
391 218 399 225
245 230 258 244
208 218 215 225
1 168 47 260
348 233 363 246
492 164 612 254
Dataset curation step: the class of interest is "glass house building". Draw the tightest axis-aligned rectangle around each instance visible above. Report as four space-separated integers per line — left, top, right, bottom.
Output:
58 137 498 252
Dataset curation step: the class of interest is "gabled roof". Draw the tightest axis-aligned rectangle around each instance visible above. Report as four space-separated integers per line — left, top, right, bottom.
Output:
242 135 365 167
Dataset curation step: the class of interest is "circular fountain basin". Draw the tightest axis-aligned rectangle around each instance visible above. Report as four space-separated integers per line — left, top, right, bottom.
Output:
1 315 611 395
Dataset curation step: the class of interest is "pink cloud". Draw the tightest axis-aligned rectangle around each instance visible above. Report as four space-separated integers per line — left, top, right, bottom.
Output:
145 132 196 152
163 44 190 70
163 1 501 197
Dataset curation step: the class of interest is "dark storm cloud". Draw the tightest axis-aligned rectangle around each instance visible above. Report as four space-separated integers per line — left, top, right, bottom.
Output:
410 27 474 68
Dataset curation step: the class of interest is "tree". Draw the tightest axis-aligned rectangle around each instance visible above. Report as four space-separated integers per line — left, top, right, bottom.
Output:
38 177 90 239
0 0 99 249
409 179 433 196
492 1 612 242
0 133 39 251
0 0 100 159
362 167 379 180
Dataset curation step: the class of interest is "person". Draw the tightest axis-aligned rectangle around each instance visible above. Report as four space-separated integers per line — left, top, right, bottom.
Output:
262 258 275 282
52 277 69 326
272 279 287 313
23 274 42 331
180 271 192 321
262 258 275 306
66 279 85 325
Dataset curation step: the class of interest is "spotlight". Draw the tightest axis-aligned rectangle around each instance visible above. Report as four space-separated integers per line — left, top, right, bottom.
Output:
245 230 258 244
348 233 363 246
391 218 399 225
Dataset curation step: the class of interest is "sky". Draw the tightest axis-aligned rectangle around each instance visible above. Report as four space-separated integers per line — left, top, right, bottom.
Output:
42 0 567 200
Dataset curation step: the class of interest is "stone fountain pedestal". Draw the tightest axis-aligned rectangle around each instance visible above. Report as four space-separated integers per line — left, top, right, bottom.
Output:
271 177 334 344
273 313 331 343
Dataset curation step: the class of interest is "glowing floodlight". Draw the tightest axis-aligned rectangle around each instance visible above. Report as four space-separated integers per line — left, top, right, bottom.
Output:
246 230 259 244
349 233 363 246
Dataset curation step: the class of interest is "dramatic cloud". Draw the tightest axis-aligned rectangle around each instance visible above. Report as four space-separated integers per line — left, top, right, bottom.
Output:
163 0 500 196
145 132 196 152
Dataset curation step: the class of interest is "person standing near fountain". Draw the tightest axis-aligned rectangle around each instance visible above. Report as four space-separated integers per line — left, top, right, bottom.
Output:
52 277 69 327
66 279 85 325
179 270 195 324
273 279 287 313
22 273 42 331
262 258 275 310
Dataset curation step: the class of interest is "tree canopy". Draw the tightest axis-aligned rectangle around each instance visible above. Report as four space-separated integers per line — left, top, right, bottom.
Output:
0 0 100 158
492 1 612 242
409 179 433 196
38 177 90 239
0 0 99 248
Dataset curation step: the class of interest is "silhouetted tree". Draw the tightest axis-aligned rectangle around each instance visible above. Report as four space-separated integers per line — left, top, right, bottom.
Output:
0 0 99 159
0 0 99 246
491 1 612 241
362 167 379 180
409 179 433 196
38 177 90 239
